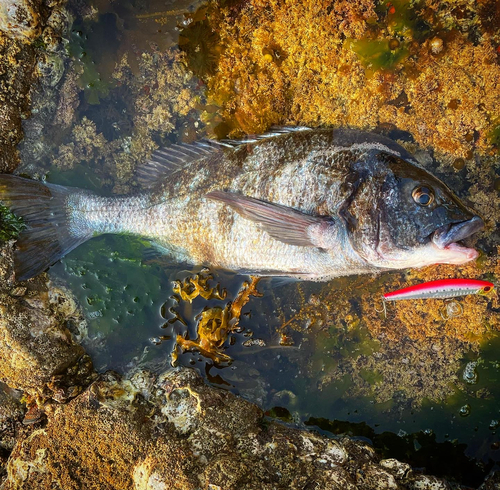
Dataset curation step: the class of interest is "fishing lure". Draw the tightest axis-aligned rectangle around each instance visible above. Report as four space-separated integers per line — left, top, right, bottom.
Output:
376 279 495 319
383 278 495 301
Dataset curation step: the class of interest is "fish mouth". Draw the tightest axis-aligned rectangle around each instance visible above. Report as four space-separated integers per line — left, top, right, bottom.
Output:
432 216 484 248
430 216 484 262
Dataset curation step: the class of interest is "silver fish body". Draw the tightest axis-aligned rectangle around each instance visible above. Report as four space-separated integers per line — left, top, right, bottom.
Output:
0 128 484 281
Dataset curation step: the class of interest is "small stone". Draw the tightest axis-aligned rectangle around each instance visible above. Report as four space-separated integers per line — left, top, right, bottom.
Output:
459 404 471 417
242 338 266 347
22 405 45 425
430 37 444 54
0 0 41 41
380 458 411 479
463 361 478 384
389 39 400 50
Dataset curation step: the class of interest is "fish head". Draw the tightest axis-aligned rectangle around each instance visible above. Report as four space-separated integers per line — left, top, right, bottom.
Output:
343 152 484 270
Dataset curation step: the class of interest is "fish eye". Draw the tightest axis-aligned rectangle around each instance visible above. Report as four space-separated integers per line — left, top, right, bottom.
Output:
412 186 434 206
483 286 492 292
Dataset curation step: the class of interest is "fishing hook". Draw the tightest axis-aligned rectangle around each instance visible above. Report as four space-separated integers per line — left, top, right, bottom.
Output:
374 297 387 319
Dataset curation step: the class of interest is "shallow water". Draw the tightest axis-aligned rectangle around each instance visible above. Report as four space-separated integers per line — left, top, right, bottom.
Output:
18 0 500 485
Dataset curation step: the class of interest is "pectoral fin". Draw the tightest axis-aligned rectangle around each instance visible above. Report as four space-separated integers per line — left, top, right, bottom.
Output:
206 191 333 247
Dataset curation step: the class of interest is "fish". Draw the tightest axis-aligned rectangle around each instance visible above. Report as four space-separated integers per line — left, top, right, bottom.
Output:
383 278 495 301
0 127 485 282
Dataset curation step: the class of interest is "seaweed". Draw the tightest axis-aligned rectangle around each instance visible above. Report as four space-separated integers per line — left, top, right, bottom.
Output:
489 121 500 152
349 38 409 70
0 205 25 242
173 274 262 365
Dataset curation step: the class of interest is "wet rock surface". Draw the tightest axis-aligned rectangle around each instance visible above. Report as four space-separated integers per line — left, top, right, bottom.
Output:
0 0 43 41
0 386 23 479
0 0 67 172
1 367 456 490
0 243 95 403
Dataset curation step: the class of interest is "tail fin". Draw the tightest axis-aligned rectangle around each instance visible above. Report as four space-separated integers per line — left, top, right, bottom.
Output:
0 175 93 281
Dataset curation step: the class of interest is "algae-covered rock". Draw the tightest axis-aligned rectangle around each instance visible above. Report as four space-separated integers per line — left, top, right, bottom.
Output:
0 0 70 173
1 367 457 490
0 32 37 173
0 0 42 42
0 243 95 403
186 0 500 158
0 386 23 475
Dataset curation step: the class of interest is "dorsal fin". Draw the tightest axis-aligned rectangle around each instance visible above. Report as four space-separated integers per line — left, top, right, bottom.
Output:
215 125 312 148
136 141 218 187
135 126 312 188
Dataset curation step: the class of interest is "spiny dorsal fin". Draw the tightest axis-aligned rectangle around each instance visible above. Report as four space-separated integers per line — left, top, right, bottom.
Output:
135 126 312 188
136 141 217 187
214 126 312 148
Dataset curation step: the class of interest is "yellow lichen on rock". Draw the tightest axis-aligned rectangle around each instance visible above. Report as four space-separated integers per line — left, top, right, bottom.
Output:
280 247 500 406
191 0 500 157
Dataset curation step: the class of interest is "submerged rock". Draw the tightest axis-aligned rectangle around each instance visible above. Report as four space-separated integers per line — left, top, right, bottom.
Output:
1 367 457 490
0 243 95 403
0 0 42 42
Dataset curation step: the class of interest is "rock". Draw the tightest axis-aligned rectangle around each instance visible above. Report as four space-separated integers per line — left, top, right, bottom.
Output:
0 0 68 173
379 459 412 480
0 386 23 475
0 387 24 448
407 475 452 490
0 0 42 42
0 291 94 401
478 470 500 490
0 243 95 403
1 367 457 490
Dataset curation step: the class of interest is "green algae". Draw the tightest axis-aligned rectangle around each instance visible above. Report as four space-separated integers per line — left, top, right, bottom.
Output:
350 38 409 70
0 205 25 242
67 19 114 105
376 0 431 40
489 122 500 152
54 234 167 371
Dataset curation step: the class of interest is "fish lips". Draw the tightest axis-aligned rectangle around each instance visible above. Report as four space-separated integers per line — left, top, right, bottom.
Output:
431 216 484 249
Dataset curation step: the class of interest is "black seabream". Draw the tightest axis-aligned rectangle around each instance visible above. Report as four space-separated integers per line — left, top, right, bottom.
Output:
0 128 484 281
